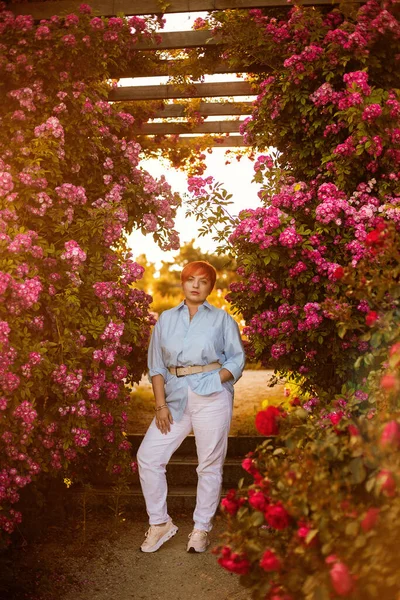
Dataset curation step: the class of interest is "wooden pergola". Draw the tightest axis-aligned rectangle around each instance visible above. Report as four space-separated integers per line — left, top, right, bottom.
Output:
11 0 361 148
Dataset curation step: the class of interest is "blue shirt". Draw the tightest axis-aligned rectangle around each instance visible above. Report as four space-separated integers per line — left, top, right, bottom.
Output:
148 300 245 422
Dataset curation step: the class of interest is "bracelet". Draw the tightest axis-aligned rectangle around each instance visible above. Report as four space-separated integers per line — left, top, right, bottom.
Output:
155 403 168 412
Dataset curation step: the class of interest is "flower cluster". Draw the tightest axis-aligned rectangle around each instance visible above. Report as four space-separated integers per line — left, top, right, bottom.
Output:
0 4 181 543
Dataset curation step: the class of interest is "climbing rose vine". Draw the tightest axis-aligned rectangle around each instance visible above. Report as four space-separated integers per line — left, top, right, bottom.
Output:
187 0 400 397
0 3 180 544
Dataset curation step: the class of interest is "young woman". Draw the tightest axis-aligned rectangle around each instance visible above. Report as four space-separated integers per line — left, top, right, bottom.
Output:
137 261 245 553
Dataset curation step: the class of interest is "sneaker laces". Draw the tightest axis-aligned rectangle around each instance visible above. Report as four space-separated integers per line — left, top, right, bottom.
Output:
188 529 208 539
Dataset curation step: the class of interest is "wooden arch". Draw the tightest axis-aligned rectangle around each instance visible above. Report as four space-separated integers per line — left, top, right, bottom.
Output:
11 0 362 148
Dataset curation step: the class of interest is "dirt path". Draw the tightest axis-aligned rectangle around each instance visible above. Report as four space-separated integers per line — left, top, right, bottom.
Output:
57 516 250 600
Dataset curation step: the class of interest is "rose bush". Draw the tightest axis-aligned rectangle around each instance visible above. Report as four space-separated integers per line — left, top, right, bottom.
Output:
214 217 400 598
187 0 400 397
0 4 181 545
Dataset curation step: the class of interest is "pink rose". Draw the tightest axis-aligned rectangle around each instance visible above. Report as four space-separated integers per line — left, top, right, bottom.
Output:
380 374 397 391
377 470 396 497
380 420 400 448
329 561 354 596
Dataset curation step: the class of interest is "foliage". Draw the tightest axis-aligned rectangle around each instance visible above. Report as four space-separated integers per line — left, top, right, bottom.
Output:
214 217 400 598
187 0 400 397
0 4 180 545
217 392 400 600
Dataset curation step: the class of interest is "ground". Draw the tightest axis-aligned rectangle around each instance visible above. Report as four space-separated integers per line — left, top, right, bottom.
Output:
4 370 285 600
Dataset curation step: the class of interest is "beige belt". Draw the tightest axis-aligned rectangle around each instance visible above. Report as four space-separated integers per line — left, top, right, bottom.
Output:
169 362 221 378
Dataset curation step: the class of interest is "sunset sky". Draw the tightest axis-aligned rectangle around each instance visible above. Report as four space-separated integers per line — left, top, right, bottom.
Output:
123 11 262 267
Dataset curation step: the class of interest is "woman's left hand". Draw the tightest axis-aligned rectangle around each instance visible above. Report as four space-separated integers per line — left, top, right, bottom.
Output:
219 368 233 384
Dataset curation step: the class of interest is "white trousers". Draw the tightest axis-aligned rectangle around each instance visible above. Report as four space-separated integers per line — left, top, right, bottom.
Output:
137 387 233 532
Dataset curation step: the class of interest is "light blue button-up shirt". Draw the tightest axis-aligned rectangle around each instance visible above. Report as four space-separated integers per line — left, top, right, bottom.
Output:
148 300 245 422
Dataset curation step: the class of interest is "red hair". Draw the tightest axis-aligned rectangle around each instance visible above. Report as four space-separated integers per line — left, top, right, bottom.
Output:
181 261 217 290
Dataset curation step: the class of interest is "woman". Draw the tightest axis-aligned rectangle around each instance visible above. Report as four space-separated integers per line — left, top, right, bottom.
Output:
137 260 245 553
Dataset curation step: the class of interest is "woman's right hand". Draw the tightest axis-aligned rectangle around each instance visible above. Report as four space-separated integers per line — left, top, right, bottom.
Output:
155 406 173 435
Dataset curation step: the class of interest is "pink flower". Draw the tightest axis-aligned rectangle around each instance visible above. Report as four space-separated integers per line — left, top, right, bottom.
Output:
362 104 382 123
329 561 354 596
0 172 14 197
380 421 400 448
90 17 104 29
380 374 397 391
260 549 282 572
62 34 77 47
377 470 396 497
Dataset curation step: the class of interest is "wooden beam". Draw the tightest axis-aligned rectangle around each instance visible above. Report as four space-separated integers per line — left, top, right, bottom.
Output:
135 30 219 50
109 80 254 100
136 120 241 134
10 0 361 19
114 59 265 78
152 101 253 116
139 135 250 147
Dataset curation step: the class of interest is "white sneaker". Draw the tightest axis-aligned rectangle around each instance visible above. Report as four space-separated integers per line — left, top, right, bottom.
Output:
187 528 210 553
140 521 178 553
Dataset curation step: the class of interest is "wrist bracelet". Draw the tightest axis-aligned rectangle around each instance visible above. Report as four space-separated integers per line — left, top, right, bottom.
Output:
155 403 168 412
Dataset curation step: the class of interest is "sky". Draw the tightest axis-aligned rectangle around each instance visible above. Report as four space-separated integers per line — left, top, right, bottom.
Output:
122 11 263 267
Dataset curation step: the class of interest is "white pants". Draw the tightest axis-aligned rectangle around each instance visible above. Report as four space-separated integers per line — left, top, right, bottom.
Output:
137 387 233 532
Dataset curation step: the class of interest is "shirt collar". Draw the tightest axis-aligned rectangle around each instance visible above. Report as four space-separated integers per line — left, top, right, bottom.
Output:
174 300 213 312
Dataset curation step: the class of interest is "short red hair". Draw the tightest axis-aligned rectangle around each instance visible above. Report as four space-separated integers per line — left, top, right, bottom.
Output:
181 261 217 290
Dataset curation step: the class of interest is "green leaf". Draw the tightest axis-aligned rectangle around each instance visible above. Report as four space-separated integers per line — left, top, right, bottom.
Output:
349 457 367 484
250 511 265 527
345 521 359 537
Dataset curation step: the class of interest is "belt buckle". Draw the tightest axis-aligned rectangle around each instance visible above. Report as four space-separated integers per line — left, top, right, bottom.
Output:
176 367 186 378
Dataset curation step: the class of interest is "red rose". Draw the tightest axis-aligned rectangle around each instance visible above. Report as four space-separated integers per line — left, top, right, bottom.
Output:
218 547 251 575
348 424 360 437
221 489 245 516
242 457 256 474
290 396 301 406
328 410 344 426
297 521 318 546
264 502 290 530
248 489 268 512
365 311 378 326
365 229 381 245
333 266 345 280
329 561 354 596
255 406 282 436
361 507 380 532
380 420 400 447
260 549 282 572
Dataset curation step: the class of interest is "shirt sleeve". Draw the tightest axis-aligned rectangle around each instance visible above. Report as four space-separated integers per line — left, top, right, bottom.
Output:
148 313 168 382
221 313 245 383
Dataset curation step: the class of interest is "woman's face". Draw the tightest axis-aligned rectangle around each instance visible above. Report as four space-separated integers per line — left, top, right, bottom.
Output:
182 272 212 304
